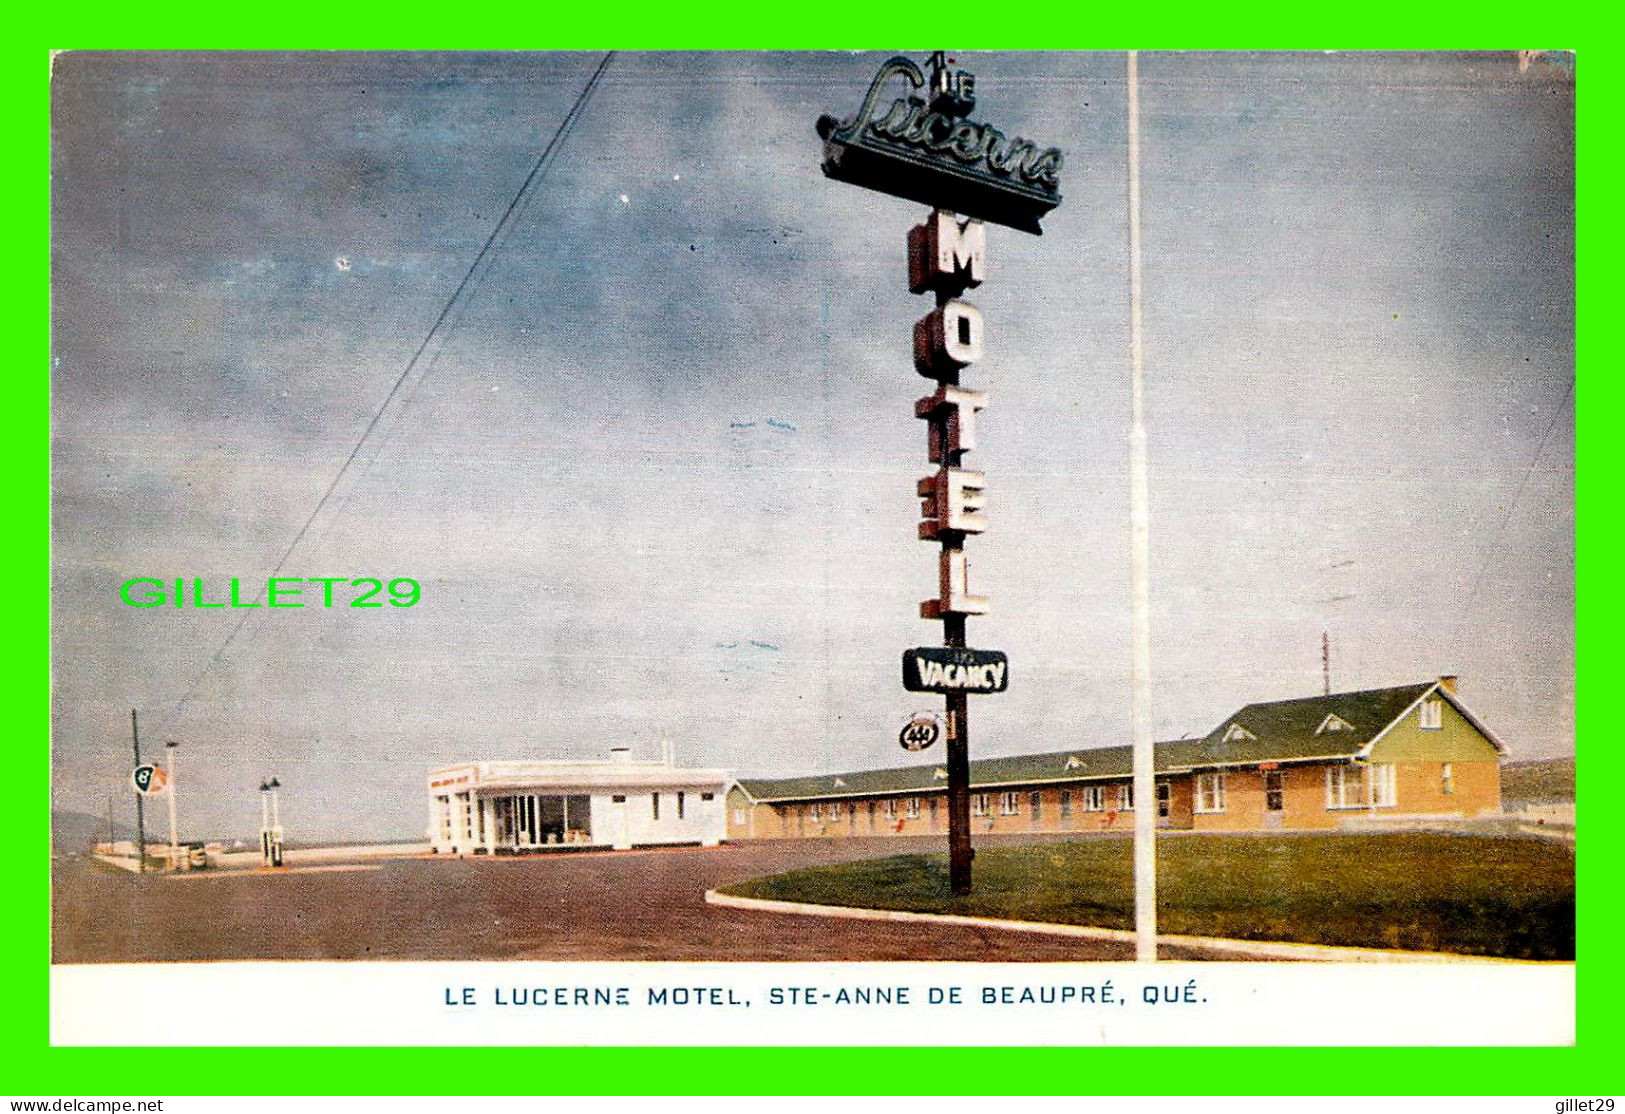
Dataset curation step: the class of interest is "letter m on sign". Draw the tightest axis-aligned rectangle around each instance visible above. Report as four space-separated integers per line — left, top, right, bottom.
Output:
909 211 986 296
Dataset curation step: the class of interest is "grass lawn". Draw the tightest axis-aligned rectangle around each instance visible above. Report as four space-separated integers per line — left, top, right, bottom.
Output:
719 833 1574 960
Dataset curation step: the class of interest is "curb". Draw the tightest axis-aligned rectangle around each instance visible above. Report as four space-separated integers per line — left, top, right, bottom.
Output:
704 889 1540 964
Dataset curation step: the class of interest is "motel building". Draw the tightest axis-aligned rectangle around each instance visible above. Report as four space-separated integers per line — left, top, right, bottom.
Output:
725 678 1506 840
427 747 729 854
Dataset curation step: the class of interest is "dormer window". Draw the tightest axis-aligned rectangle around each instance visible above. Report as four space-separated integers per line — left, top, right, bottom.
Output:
1420 698 1443 730
1222 723 1257 743
933 767 948 780
1315 714 1355 736
1064 755 1085 770
833 777 847 788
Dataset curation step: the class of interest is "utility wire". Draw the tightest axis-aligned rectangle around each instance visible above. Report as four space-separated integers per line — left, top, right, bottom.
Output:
1450 375 1574 643
163 51 616 732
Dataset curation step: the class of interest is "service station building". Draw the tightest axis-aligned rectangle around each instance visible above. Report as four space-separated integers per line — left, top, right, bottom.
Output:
427 748 729 854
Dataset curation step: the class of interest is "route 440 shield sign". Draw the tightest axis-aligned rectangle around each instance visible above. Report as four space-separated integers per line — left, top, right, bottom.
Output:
898 713 942 752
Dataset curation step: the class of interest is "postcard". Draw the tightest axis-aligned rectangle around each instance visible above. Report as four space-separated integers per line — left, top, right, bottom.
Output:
48 49 1575 1048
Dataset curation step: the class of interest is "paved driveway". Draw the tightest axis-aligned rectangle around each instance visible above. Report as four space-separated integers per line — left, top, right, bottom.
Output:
53 836 1231 963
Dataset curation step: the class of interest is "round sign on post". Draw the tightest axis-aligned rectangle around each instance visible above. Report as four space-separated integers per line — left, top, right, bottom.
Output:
131 764 168 796
899 712 942 752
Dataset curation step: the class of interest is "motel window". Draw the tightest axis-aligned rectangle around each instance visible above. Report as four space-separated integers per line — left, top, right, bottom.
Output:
677 792 686 819
1118 783 1134 811
1325 766 1364 810
1195 773 1227 814
652 792 660 821
907 797 921 819
1082 786 1106 812
1441 763 1455 795
972 793 989 817
999 792 1020 815
1371 763 1396 807
1326 764 1395 809
1420 698 1443 730
1059 790 1072 819
1029 792 1042 819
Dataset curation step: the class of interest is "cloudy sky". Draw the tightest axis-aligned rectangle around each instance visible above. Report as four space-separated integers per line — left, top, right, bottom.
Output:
51 51 1574 842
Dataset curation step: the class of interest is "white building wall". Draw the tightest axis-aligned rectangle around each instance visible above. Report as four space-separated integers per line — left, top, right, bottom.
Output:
605 784 725 849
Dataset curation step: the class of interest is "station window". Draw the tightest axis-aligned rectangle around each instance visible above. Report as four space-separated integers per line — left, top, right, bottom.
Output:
1441 762 1455 795
611 794 626 804
1058 790 1072 819
700 792 714 801
652 792 660 820
972 793 989 817
1082 785 1106 812
1029 791 1042 819
1118 783 1134 811
810 802 822 822
678 791 686 819
999 792 1019 815
907 797 921 819
881 799 896 819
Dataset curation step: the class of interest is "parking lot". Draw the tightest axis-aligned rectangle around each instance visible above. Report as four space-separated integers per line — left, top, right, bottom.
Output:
52 836 1232 963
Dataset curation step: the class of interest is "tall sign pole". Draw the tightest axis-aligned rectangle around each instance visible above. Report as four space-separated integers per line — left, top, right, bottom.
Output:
819 53 1064 894
1126 50 1157 962
130 708 147 874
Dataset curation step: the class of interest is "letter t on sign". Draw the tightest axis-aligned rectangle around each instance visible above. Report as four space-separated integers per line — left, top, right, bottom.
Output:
916 384 989 463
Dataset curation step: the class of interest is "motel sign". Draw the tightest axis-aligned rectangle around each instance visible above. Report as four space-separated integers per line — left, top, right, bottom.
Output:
818 52 1063 893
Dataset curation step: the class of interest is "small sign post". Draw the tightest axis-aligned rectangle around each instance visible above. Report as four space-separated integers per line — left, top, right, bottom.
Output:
818 52 1063 894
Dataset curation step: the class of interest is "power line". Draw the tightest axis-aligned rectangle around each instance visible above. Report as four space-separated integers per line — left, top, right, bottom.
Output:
1451 375 1574 643
162 51 616 733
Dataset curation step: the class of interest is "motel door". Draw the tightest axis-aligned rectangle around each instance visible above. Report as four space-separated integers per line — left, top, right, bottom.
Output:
1262 770 1285 829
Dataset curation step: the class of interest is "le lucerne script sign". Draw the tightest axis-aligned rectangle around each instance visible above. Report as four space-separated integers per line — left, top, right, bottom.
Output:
816 55 1064 235
903 647 1010 694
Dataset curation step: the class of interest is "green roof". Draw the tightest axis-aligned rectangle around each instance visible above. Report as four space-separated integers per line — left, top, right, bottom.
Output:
734 681 1447 803
1194 682 1439 766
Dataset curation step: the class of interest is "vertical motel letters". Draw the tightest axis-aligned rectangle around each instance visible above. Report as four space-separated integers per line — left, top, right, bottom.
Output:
911 210 990 619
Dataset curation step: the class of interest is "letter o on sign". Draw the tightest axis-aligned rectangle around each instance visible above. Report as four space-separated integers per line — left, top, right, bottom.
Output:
899 714 941 752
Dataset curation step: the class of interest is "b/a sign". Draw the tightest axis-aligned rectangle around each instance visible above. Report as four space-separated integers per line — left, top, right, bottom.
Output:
131 764 169 795
902 647 1009 694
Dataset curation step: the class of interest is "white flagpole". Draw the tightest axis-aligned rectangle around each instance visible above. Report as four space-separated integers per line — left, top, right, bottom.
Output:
1126 49 1158 963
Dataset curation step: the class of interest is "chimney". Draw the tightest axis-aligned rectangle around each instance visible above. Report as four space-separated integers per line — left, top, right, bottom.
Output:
1438 675 1458 695
609 746 632 766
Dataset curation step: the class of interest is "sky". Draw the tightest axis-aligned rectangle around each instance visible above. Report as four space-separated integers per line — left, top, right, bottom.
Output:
50 51 1575 843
